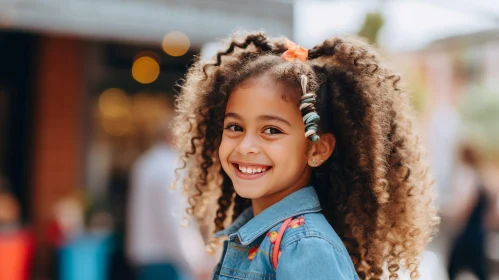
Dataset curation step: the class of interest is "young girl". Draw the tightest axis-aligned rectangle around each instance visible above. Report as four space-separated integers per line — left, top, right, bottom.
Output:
172 31 439 280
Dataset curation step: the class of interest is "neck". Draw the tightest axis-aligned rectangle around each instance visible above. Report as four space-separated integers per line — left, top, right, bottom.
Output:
251 163 313 216
251 182 310 216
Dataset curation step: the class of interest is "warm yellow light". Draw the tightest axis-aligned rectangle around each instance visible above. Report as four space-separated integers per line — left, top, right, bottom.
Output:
98 88 129 118
98 88 134 136
101 117 133 136
161 31 190 57
132 56 160 84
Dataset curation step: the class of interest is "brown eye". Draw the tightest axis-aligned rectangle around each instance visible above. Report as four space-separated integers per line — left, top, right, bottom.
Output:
263 127 282 135
225 123 243 132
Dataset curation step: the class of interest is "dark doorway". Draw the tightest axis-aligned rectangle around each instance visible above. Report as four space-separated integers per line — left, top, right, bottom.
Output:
0 31 38 222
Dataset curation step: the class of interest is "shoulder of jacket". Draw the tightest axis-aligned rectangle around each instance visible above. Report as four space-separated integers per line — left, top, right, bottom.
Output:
278 213 348 256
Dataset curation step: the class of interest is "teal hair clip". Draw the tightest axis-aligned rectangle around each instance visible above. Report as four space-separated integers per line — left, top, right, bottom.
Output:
303 112 320 124
299 75 321 142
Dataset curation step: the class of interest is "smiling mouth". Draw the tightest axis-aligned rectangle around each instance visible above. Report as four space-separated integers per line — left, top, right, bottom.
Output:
232 163 272 179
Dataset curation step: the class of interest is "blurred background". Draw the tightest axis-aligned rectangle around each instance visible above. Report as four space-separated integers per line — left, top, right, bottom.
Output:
0 0 498 279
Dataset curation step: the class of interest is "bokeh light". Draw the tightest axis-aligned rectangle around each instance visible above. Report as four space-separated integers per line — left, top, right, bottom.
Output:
161 31 190 57
131 55 160 84
98 88 129 118
98 88 133 136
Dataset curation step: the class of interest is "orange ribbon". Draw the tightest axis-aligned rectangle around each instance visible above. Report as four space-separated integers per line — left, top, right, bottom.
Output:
281 38 308 62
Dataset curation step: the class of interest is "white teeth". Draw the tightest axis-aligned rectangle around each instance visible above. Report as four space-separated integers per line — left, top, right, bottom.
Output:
237 165 269 175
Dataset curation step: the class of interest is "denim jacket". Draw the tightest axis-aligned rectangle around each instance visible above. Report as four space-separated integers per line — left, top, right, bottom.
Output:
212 186 359 280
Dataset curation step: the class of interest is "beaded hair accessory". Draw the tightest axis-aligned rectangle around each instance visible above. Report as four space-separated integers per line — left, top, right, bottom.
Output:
281 39 321 142
299 75 320 142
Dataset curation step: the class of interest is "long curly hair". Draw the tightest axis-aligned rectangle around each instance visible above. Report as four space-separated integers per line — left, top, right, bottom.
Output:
172 31 439 280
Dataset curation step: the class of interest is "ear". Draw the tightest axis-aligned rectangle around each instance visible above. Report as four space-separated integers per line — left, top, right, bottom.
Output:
308 133 336 167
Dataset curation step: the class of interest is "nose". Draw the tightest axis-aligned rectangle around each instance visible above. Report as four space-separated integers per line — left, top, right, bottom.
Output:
235 134 261 155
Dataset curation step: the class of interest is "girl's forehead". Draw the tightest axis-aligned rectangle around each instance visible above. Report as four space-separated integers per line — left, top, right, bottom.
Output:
233 74 301 104
226 76 304 124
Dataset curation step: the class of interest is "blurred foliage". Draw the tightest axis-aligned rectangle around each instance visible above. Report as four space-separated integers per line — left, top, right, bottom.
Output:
460 85 499 160
405 63 428 114
410 87 426 114
357 12 385 45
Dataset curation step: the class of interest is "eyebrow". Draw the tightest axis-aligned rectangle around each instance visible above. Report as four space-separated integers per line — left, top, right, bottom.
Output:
224 112 292 127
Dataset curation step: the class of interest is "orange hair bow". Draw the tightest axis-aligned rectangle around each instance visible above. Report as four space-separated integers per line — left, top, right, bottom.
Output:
281 38 308 62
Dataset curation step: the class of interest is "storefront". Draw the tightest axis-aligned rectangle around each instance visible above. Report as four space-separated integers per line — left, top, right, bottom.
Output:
0 0 293 277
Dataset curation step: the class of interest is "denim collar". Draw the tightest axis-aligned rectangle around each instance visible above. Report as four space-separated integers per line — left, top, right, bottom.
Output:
213 186 322 246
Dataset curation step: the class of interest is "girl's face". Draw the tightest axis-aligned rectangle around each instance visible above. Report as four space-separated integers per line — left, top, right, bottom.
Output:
219 74 313 212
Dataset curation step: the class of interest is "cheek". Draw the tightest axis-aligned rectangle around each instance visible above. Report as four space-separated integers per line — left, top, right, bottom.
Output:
218 136 233 164
267 136 309 165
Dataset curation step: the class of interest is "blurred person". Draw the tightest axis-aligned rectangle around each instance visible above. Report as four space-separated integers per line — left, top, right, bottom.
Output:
126 119 213 280
47 192 85 246
447 145 493 280
46 190 86 280
0 176 34 280
58 209 115 280
428 101 461 210
0 176 19 230
172 32 439 279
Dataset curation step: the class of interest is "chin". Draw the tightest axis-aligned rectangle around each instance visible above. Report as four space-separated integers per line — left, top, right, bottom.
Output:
232 184 266 200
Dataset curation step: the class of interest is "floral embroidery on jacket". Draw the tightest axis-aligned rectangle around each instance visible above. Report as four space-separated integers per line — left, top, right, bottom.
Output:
288 216 305 229
267 231 278 244
248 246 259 260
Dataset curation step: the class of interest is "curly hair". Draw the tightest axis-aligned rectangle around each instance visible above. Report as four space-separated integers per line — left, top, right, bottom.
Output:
172 31 439 280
